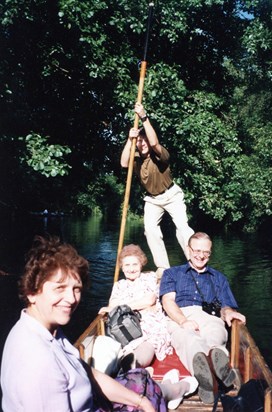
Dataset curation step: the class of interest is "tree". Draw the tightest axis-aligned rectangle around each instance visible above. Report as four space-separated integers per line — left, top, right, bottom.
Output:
228 1 272 230
0 0 271 230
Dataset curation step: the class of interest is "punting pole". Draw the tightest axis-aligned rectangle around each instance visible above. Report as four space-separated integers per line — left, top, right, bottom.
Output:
114 3 154 283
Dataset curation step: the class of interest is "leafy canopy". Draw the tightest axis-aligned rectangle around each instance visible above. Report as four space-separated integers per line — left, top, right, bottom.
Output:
0 0 271 229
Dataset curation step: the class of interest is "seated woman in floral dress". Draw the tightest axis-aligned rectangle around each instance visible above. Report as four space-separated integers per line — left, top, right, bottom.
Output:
99 244 174 368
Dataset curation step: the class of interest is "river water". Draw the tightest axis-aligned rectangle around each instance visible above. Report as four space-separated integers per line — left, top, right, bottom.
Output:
0 212 271 373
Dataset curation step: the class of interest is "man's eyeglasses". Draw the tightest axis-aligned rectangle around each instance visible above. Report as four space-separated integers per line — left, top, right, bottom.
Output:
189 246 211 258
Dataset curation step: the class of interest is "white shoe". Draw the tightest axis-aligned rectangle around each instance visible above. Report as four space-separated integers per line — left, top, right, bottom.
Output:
162 369 181 409
161 369 179 384
182 376 199 396
168 376 199 410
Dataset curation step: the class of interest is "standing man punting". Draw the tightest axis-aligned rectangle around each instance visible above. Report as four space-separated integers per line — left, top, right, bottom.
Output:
121 102 194 277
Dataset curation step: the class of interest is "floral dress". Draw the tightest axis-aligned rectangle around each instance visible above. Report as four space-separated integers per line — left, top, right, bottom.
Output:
109 272 173 361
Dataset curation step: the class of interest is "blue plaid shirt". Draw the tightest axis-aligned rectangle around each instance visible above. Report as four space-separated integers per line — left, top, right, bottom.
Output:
159 262 238 309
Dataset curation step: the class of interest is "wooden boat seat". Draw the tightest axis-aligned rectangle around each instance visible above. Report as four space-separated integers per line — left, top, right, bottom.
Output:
151 350 191 381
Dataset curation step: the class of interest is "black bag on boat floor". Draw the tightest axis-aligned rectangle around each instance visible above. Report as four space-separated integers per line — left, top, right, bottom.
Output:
219 379 268 412
105 305 142 347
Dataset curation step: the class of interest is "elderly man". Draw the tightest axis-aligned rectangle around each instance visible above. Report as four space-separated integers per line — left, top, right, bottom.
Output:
160 232 246 404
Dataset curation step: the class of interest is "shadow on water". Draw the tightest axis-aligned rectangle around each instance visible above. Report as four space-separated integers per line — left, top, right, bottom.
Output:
0 212 271 395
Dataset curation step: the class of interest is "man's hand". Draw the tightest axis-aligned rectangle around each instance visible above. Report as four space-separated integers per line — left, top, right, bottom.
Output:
222 307 246 327
129 127 139 140
181 319 200 331
120 128 139 167
134 102 146 119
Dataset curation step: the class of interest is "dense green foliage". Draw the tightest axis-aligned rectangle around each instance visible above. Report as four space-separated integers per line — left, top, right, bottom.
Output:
0 0 271 230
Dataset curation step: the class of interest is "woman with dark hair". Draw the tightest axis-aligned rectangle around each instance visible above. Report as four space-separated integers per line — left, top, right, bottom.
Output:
0 236 156 412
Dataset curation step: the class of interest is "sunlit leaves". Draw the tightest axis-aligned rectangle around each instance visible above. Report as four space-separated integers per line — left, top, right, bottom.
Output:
0 0 271 228
22 133 71 177
76 173 123 215
241 16 272 80
169 90 243 223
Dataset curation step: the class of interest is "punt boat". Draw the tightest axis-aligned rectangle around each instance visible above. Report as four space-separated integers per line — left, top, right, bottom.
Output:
74 311 272 411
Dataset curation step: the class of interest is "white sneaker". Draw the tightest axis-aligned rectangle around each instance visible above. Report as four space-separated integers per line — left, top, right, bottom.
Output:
161 368 179 384
168 376 199 410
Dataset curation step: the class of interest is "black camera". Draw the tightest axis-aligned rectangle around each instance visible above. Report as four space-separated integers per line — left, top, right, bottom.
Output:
202 299 221 317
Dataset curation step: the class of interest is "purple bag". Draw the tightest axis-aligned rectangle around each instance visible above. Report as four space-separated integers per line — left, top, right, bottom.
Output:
113 368 167 412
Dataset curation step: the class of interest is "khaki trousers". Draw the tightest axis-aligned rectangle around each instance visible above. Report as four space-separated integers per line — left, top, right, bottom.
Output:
144 184 194 269
167 306 228 375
